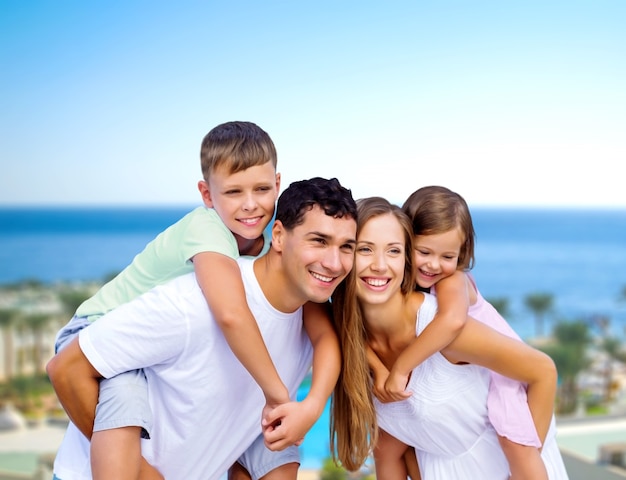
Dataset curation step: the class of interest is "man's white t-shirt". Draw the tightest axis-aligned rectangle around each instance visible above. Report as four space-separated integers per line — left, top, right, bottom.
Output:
53 257 313 480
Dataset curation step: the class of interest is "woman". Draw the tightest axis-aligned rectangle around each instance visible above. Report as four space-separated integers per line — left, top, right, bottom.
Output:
330 197 568 479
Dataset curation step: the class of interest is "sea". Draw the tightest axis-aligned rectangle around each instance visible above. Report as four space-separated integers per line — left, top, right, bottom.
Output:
1 205 626 469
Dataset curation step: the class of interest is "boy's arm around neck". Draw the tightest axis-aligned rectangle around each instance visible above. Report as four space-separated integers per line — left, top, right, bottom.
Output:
261 301 340 451
193 251 290 407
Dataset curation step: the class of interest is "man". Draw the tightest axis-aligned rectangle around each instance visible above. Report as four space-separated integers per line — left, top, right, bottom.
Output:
46 177 357 480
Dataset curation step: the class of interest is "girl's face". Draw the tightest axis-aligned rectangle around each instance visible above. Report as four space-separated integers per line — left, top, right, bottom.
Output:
355 213 407 306
413 228 464 290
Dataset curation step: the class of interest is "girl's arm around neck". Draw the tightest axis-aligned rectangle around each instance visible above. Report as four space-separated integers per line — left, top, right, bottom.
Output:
383 272 469 402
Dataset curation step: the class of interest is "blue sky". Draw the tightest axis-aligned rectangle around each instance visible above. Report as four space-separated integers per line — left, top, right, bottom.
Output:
1 1 625 207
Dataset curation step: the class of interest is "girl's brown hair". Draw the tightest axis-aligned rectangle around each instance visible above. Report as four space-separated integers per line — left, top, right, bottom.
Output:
402 185 476 270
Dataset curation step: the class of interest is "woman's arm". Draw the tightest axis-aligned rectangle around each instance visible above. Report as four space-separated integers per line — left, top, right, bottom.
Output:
442 317 557 443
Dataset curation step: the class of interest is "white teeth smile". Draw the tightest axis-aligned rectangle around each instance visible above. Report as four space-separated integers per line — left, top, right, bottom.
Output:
240 217 260 225
366 278 388 287
311 272 334 283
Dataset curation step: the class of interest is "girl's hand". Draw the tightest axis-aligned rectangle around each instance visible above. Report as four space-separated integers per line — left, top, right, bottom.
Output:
383 369 412 403
371 362 391 402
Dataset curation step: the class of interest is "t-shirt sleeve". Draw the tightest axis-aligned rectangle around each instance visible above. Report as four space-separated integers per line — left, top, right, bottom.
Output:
78 278 191 378
178 208 239 264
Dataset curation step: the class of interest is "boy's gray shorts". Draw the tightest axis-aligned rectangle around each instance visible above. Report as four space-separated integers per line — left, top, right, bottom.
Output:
55 316 153 439
237 433 300 479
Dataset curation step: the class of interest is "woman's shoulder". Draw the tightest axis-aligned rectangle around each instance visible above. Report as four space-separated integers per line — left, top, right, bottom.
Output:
408 291 437 333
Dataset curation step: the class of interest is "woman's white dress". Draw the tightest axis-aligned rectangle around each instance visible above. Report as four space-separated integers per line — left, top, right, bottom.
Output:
374 293 569 479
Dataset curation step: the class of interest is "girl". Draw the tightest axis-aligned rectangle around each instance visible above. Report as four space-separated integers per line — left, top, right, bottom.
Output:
368 186 555 479
330 196 569 479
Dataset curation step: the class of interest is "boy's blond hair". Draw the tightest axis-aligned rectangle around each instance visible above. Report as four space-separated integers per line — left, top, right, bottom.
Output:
200 121 277 181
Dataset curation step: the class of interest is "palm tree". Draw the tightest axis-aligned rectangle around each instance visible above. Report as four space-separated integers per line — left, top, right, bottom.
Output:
22 313 53 374
601 336 626 405
540 320 591 414
524 292 554 338
485 296 511 319
58 289 92 317
0 308 19 380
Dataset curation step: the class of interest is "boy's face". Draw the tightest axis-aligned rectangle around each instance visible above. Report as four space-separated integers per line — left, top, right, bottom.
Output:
273 205 357 304
199 162 280 244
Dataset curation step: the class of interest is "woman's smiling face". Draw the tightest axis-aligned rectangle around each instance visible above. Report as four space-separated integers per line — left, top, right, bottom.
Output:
355 213 407 306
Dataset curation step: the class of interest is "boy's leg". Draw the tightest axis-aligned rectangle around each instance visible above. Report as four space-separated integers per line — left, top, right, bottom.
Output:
54 315 91 353
229 462 298 480
498 435 548 480
235 433 300 480
91 426 142 480
90 368 154 480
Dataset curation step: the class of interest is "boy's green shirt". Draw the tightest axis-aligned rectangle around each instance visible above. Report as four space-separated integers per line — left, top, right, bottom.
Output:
76 206 271 322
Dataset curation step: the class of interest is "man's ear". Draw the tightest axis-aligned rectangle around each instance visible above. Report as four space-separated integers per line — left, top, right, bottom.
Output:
197 180 213 207
271 220 285 253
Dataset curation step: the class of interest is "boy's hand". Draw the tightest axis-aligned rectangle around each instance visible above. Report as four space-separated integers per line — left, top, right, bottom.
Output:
260 391 291 434
261 399 319 451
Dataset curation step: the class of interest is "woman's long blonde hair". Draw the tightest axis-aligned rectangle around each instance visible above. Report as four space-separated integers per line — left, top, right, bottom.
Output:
330 196 415 471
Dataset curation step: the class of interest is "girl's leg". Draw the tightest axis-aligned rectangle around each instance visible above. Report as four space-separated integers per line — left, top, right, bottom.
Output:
403 446 422 480
373 428 410 480
498 435 548 480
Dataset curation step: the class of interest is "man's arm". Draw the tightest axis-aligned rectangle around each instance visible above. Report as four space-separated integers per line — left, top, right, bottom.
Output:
47 337 165 480
46 336 101 439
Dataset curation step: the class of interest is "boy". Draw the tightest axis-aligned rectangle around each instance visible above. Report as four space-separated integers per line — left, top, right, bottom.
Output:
47 177 357 480
52 122 330 478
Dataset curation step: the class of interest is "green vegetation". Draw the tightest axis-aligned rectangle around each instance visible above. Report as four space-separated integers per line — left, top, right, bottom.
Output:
319 457 375 480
